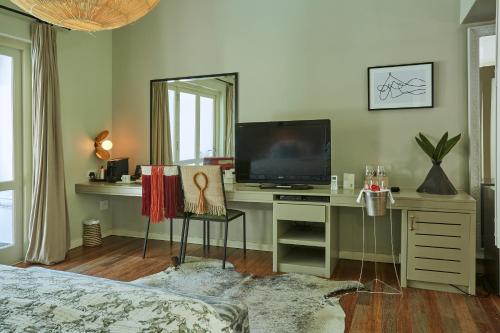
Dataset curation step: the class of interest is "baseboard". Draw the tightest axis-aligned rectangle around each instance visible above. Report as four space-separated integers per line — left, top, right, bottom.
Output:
339 250 400 264
70 230 399 262
111 228 273 252
70 229 114 250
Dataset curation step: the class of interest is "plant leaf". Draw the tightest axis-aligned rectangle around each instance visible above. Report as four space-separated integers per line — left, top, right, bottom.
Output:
440 133 461 159
415 137 435 160
433 132 448 162
419 133 436 152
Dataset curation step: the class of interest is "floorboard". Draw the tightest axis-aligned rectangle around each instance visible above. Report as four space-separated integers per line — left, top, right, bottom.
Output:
17 236 500 332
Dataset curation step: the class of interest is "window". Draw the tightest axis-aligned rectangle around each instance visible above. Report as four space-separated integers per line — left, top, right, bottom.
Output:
169 83 220 164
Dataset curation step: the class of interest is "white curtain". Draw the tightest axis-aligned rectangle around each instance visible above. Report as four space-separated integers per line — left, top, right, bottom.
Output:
25 23 69 264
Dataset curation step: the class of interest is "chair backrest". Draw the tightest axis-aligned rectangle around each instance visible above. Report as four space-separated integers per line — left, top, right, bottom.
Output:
180 165 227 216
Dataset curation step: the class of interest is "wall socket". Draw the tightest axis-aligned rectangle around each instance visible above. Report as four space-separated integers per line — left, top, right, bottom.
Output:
99 200 109 211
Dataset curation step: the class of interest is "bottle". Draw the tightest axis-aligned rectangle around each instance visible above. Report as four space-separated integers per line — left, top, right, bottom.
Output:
99 166 105 180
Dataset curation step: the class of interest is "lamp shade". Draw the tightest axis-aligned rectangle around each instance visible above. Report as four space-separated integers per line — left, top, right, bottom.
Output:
10 0 160 32
94 130 112 160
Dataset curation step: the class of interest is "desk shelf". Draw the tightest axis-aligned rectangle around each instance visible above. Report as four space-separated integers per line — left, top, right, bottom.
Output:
279 246 326 276
278 228 325 247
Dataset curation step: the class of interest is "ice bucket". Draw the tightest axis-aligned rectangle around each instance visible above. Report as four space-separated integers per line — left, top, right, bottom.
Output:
364 191 388 217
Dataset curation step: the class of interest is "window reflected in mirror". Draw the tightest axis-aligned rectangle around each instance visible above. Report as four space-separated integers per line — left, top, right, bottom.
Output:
150 73 237 165
479 36 496 185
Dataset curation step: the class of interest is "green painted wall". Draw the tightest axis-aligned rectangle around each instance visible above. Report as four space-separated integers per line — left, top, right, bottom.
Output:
0 1 113 248
110 0 468 255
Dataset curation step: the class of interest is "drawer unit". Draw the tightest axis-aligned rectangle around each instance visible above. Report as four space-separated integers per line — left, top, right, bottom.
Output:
407 211 471 287
274 203 326 223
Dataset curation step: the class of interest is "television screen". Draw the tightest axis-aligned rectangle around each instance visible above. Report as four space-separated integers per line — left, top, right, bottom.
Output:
235 119 331 184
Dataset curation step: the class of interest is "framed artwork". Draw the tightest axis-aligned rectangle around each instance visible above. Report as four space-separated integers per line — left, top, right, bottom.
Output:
368 62 434 111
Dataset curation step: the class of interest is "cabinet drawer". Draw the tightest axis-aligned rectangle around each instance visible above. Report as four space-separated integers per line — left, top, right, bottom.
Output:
407 211 470 286
275 203 326 223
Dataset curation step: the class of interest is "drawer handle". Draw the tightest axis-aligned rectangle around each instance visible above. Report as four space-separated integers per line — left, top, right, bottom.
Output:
410 216 417 231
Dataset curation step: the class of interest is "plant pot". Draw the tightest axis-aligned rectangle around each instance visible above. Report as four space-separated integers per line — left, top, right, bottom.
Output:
416 161 457 195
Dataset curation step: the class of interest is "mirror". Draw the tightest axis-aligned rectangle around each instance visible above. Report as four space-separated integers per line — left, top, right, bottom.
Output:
150 73 238 165
467 25 495 252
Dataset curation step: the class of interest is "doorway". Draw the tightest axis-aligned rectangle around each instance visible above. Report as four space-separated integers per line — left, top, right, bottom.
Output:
0 44 23 264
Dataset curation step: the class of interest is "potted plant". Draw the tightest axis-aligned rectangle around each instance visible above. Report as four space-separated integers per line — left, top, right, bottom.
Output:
415 132 461 195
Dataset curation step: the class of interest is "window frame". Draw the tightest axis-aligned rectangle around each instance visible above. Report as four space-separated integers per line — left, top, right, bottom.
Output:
168 82 221 165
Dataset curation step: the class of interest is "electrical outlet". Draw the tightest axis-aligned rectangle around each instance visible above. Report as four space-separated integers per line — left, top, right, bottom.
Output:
99 200 109 211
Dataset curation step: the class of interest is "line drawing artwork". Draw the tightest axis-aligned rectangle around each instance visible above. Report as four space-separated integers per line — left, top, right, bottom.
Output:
376 72 427 101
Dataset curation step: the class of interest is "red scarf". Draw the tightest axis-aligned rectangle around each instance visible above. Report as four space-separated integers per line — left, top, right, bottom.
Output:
142 166 182 223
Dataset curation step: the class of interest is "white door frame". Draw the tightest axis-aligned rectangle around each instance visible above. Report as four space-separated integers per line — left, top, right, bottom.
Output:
0 36 31 264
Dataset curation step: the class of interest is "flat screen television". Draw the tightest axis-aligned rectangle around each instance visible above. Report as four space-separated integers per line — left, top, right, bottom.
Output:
235 119 331 186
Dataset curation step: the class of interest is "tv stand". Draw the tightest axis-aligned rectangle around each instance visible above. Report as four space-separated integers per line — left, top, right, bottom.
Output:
259 184 313 190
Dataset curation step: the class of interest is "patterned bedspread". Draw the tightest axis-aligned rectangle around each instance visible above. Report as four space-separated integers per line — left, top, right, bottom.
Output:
0 265 248 332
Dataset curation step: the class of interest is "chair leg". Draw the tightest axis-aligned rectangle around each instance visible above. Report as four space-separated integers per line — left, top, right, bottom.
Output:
182 217 191 263
179 217 187 260
206 220 210 250
170 218 173 244
243 214 247 256
222 219 229 269
203 220 206 251
142 218 151 259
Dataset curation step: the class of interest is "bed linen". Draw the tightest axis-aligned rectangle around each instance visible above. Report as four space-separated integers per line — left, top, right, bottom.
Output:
0 265 248 333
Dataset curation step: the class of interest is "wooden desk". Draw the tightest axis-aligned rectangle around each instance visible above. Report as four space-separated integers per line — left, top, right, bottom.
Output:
75 181 476 294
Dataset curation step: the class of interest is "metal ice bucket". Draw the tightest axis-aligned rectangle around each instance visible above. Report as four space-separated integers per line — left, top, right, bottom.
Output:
364 191 388 217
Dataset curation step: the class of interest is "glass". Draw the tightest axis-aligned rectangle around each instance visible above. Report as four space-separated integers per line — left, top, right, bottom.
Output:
0 190 13 247
376 165 386 177
365 165 375 177
0 55 14 182
179 92 196 161
199 96 215 158
168 90 175 149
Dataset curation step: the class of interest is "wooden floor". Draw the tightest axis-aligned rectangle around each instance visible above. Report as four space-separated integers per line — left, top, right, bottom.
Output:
18 236 500 333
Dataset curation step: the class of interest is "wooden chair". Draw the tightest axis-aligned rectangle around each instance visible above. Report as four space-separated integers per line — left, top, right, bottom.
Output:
178 165 246 269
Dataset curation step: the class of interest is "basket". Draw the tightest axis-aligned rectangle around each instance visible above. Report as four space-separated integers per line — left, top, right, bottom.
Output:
364 191 388 217
83 219 102 247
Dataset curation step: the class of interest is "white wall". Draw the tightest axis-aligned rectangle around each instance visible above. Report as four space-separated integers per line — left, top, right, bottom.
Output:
0 1 114 248
110 0 468 255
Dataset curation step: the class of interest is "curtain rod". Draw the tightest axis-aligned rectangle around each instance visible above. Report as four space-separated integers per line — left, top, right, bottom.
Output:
0 4 70 30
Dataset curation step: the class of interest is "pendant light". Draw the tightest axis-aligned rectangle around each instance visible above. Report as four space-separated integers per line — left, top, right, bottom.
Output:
10 0 160 32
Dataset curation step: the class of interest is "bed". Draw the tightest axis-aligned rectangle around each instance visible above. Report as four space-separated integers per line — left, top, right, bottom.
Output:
0 265 249 332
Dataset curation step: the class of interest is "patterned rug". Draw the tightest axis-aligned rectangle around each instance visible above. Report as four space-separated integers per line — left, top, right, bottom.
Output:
133 257 361 333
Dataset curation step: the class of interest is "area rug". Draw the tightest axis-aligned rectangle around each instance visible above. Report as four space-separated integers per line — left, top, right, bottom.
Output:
133 257 362 333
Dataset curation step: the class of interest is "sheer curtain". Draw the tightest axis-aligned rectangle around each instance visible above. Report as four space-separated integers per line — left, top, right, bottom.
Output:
151 81 172 164
25 22 69 264
224 84 234 156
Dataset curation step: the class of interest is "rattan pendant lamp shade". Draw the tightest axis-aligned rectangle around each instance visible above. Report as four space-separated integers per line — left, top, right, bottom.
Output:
10 0 160 31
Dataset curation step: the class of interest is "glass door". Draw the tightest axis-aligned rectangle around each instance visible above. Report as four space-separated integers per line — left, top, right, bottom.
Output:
0 45 23 264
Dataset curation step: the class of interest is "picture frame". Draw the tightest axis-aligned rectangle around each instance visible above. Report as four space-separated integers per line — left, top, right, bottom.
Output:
368 62 434 111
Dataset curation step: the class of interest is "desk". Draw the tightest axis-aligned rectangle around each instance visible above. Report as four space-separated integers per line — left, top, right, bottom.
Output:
75 182 476 294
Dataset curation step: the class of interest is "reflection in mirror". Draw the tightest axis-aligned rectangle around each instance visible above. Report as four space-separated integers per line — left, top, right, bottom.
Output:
150 73 237 165
479 35 496 185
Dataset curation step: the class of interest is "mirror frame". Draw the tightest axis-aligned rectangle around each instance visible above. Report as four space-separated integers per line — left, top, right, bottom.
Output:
467 24 495 252
149 72 239 164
